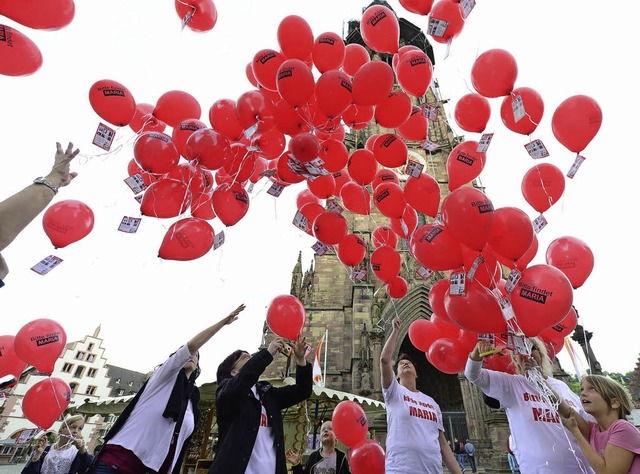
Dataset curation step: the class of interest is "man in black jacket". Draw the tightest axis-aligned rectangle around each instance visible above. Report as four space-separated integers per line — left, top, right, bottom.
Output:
209 334 312 474
286 420 351 474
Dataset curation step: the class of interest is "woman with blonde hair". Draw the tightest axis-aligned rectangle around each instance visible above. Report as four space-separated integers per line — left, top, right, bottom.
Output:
558 374 640 473
22 414 93 474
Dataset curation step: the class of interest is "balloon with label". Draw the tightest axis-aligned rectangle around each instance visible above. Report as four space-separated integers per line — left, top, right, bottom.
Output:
372 169 399 190
410 224 463 271
500 87 544 136
266 294 306 340
252 49 286 92
332 400 368 448
350 439 385 474
277 15 314 61
352 60 395 106
441 187 495 251
427 0 465 44
315 69 352 119
454 93 491 133
373 182 406 219
374 90 413 129
88 79 136 127
153 90 201 128
404 173 440 218
446 140 486 191
396 49 433 98
337 233 367 267
158 218 214 261
312 32 345 73
545 236 594 289
471 48 518 98
372 133 408 168
172 118 207 158
140 179 191 218
521 163 565 213
551 95 603 153
174 0 217 32
134 131 180 174
208 99 244 141
0 0 74 30
0 25 43 77
360 4 399 54
42 200 95 249
211 182 249 226
0 335 27 384
14 319 67 375
22 377 71 429
539 306 577 341
370 245 401 282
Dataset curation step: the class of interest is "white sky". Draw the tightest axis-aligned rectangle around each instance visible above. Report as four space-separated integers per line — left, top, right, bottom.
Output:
1 0 638 383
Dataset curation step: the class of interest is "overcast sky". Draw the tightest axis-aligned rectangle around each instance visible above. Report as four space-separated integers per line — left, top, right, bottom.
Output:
1 0 638 383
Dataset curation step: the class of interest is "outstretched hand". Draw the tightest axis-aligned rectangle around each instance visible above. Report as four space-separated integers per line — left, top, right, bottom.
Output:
470 340 494 361
292 334 308 364
391 316 400 332
286 448 301 465
222 304 246 325
47 142 79 188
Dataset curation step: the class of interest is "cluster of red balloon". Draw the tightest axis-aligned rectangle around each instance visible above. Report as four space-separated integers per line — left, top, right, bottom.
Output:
0 0 75 76
332 400 385 474
0 319 71 429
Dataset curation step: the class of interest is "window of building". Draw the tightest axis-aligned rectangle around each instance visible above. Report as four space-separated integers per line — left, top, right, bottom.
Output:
75 351 85 361
117 389 124 396
87 343 94 351
86 354 95 363
69 383 78 393
73 366 85 378
87 368 98 378
85 386 97 395
62 363 74 373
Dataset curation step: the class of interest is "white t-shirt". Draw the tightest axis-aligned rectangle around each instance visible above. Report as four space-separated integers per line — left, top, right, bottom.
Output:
382 377 444 474
41 444 78 474
245 386 276 474
465 359 594 474
313 451 336 474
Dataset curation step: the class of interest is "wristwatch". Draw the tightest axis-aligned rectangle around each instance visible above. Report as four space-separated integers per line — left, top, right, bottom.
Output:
33 177 58 194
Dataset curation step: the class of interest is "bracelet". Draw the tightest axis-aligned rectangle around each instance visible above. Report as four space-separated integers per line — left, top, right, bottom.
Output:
33 177 58 194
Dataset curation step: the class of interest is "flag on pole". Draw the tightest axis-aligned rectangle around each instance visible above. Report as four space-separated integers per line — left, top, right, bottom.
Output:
313 335 325 387
564 337 587 379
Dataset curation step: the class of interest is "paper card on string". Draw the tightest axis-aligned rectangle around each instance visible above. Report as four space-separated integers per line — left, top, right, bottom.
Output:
477 133 494 153
524 139 550 159
312 241 333 255
449 271 466 296
31 255 63 276
134 194 143 204
420 140 439 152
511 94 526 122
405 160 424 177
460 0 476 18
350 268 367 281
213 230 225 250
327 199 344 214
427 18 449 40
267 183 284 197
499 297 515 321
292 211 308 231
477 333 494 343
532 214 547 234
118 216 141 233
180 10 192 30
243 123 258 139
467 254 484 280
124 174 146 194
416 266 433 280
93 122 115 151
567 155 586 179
421 103 439 121
504 268 521 294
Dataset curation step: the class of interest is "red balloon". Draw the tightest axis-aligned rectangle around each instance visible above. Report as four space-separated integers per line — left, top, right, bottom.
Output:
446 141 486 191
342 43 370 77
15 319 67 375
22 377 71 429
540 306 577 341
274 100 309 136
408 319 442 352
370 245 401 282
372 225 398 249
0 335 26 383
483 352 516 374
410 224 463 271
372 169 399 190
454 93 491 133
190 189 216 220
275 152 305 185
223 145 257 183
313 211 348 245
130 103 166 134
296 189 321 209
461 247 501 289
251 49 286 92
211 182 249 226
551 95 603 153
337 233 367 267
342 104 375 131
427 0 465 44
252 128 286 160
545 236 594 289
340 181 371 215
299 202 325 236
0 0 74 30
441 187 495 251
445 278 507 334
276 59 314 108
236 89 276 133
428 279 450 321
88 79 136 127
373 182 406 219
486 207 534 264
315 69 353 119
390 206 417 239
307 174 336 199
158 218 214 261
511 264 574 337
140 179 191 218
386 275 408 298
431 313 460 339
164 162 209 199
185 128 231 171
332 170 351 195
175 0 217 32
319 139 349 173
0 24 42 77
249 158 269 185
245 62 259 88
521 163 565 213
365 134 381 152
332 400 368 448
348 149 378 186
352 61 395 106
500 87 544 136
471 49 518 98
428 338 468 374
404 173 440 218
360 5 399 54
312 32 345 73
134 132 180 174
396 49 433 97
374 90 412 129
42 200 94 249
153 90 201 128
209 99 244 141
350 440 385 474
172 118 207 158
277 15 314 61
289 133 320 163
399 0 434 14
127 158 159 187
266 294 306 340
396 106 429 141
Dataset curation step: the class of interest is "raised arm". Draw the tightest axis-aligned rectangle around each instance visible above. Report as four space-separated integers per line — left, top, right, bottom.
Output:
439 431 463 474
187 303 245 353
380 316 400 390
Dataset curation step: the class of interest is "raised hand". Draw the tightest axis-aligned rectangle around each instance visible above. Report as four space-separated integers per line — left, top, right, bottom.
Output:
292 334 308 364
47 142 79 188
286 448 301 465
223 303 246 325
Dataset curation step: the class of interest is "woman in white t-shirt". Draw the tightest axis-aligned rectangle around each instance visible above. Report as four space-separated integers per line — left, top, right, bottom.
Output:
465 338 594 474
380 316 461 474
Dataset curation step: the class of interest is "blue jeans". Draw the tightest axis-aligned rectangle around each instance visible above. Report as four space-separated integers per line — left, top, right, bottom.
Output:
457 453 465 469
467 454 477 472
89 460 119 474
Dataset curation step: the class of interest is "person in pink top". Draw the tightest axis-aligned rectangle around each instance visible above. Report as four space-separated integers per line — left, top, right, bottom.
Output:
559 374 640 473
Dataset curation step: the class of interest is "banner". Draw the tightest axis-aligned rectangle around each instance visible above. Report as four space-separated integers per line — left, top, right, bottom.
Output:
313 335 325 387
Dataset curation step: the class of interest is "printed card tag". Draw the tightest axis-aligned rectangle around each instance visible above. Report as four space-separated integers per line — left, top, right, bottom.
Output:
477 133 494 153
312 241 333 256
427 17 449 38
567 154 586 179
181 10 192 30
421 103 438 121
292 211 308 231
420 140 440 152
524 139 550 159
134 194 143 204
243 123 259 139
511 94 526 122
327 199 344 214
405 160 424 177
350 268 368 281
31 255 63 276
434 212 443 225
118 216 141 233
247 182 255 193
449 271 466 296
504 268 521 294
477 333 495 343
416 266 433 280
124 174 146 194
532 214 548 234
499 297 516 321
259 169 278 177
467 254 484 280
267 183 284 197
213 230 225 250
507 330 529 354
460 0 476 18
93 122 116 151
